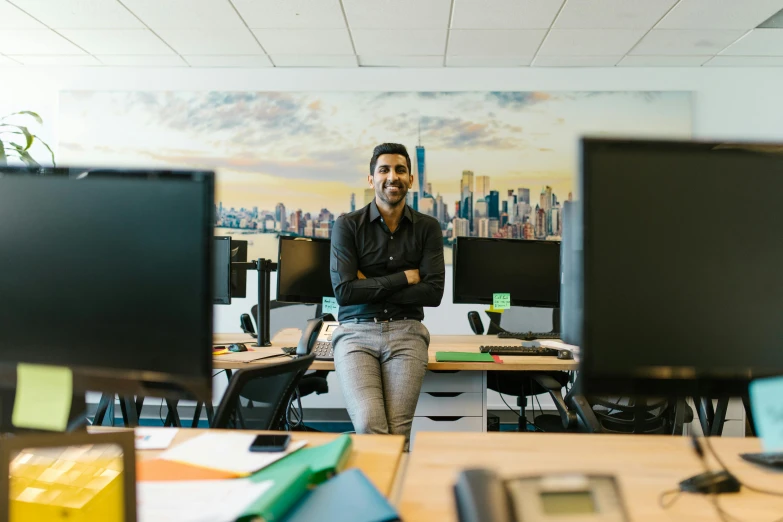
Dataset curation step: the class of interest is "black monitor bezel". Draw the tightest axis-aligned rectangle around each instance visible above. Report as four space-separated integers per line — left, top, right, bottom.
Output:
452 236 561 308
0 165 215 402
579 137 783 396
212 236 232 305
276 235 334 304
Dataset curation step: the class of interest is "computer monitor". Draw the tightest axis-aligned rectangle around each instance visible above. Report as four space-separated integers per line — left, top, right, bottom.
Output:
276 236 334 304
230 239 248 298
453 237 561 308
580 138 783 396
560 200 583 346
213 236 231 305
0 166 214 401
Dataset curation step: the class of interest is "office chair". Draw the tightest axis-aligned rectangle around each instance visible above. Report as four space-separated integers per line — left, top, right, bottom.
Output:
469 311 575 432
212 353 316 430
249 302 330 398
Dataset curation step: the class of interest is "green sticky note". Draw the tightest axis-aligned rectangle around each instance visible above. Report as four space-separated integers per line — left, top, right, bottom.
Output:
493 293 511 310
750 376 783 452
322 296 339 316
12 363 73 431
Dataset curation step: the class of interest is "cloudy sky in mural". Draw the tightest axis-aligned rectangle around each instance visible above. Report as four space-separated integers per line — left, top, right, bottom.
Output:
59 91 690 215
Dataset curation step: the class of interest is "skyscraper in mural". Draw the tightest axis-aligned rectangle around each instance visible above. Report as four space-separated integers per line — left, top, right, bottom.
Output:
416 122 426 201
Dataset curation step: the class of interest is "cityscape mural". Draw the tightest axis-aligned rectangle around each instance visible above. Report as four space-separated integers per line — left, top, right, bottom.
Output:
59 90 691 263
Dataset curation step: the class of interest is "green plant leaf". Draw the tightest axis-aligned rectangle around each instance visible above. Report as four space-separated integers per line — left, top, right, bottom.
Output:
0 111 43 125
0 125 34 149
0 137 6 166
32 135 56 167
10 142 39 167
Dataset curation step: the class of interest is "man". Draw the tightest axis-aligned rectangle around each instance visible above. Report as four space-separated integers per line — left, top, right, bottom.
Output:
330 143 445 446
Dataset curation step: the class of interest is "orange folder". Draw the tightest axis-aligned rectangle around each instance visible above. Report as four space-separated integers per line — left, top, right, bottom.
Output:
137 458 241 482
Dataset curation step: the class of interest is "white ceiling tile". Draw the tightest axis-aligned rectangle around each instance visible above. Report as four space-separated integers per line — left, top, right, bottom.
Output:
0 29 85 54
254 28 353 55
120 0 245 29
343 0 451 29
532 55 621 66
353 29 446 55
0 54 20 65
538 29 645 56
657 0 783 30
705 55 783 66
630 29 747 55
451 0 564 29
9 0 143 29
359 55 444 67
9 54 101 65
270 54 358 67
617 55 711 66
0 1 45 28
720 29 783 56
184 55 273 67
96 55 188 66
59 29 172 55
448 29 546 56
159 28 262 55
446 55 533 66
232 0 346 29
554 0 677 29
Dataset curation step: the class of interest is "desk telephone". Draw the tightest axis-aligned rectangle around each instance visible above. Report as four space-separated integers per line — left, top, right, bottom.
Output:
297 314 338 361
454 469 629 522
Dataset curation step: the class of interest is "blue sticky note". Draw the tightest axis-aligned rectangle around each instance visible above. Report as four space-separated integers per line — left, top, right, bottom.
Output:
749 376 783 452
322 297 339 316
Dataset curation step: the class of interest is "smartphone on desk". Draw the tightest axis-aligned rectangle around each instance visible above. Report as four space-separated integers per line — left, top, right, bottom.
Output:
249 434 291 452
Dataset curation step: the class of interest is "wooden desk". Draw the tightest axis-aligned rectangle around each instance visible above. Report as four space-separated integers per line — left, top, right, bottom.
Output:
213 331 578 372
399 432 783 521
95 428 405 497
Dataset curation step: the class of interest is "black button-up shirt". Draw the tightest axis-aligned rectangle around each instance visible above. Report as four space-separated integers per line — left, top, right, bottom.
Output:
330 201 445 322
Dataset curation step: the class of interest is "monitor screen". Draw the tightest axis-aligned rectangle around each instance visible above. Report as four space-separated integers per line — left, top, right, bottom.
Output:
276 237 334 304
453 238 560 308
580 138 783 395
230 239 248 299
0 166 214 400
213 236 231 305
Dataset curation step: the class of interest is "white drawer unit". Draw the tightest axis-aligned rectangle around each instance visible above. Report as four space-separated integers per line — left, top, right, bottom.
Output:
412 416 485 433
420 370 483 393
414 392 483 417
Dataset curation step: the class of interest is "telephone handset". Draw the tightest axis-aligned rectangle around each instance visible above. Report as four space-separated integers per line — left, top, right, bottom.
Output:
454 468 629 522
296 313 337 357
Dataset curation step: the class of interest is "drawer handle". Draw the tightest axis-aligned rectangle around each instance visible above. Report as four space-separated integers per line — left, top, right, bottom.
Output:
424 416 464 422
429 370 461 374
424 392 463 398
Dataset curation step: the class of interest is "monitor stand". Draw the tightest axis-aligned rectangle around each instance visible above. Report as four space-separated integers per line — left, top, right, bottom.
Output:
233 258 277 347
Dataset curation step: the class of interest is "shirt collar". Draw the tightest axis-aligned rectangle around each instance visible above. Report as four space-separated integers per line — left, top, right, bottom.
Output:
369 201 416 224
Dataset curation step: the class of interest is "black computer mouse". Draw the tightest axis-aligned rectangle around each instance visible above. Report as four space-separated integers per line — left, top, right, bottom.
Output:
557 349 574 360
228 343 248 352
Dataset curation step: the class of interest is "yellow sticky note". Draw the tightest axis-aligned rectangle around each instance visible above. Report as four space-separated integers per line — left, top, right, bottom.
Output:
12 363 73 431
487 305 505 314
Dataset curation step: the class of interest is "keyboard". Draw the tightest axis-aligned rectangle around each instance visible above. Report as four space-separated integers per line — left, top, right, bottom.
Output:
281 343 334 361
498 331 561 341
480 345 560 356
740 452 783 469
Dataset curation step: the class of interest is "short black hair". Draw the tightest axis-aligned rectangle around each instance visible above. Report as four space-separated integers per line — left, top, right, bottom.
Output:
370 143 412 175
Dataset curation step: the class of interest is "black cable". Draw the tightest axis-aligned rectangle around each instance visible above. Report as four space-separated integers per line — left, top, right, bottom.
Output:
700 435 783 498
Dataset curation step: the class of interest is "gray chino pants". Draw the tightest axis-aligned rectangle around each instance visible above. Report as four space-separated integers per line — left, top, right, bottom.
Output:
332 319 430 448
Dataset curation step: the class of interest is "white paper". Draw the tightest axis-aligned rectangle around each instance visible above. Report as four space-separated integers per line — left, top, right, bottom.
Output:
157 432 307 475
539 340 581 354
135 428 179 450
138 479 273 522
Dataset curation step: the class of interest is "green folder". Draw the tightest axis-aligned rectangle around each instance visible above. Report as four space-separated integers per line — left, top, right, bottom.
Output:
255 435 353 486
239 463 314 522
435 351 495 362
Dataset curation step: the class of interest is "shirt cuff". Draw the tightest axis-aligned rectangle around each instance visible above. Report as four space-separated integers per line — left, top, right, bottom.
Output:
389 271 409 289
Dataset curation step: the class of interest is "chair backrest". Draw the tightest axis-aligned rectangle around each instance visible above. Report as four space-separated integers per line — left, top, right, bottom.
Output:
586 396 684 435
212 353 316 430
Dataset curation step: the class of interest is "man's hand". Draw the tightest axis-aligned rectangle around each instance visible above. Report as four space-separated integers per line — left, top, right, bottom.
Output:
404 269 421 285
357 270 366 280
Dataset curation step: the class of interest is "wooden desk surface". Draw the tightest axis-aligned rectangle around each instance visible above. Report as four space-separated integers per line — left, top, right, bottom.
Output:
213 331 578 372
399 432 783 522
95 428 404 497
